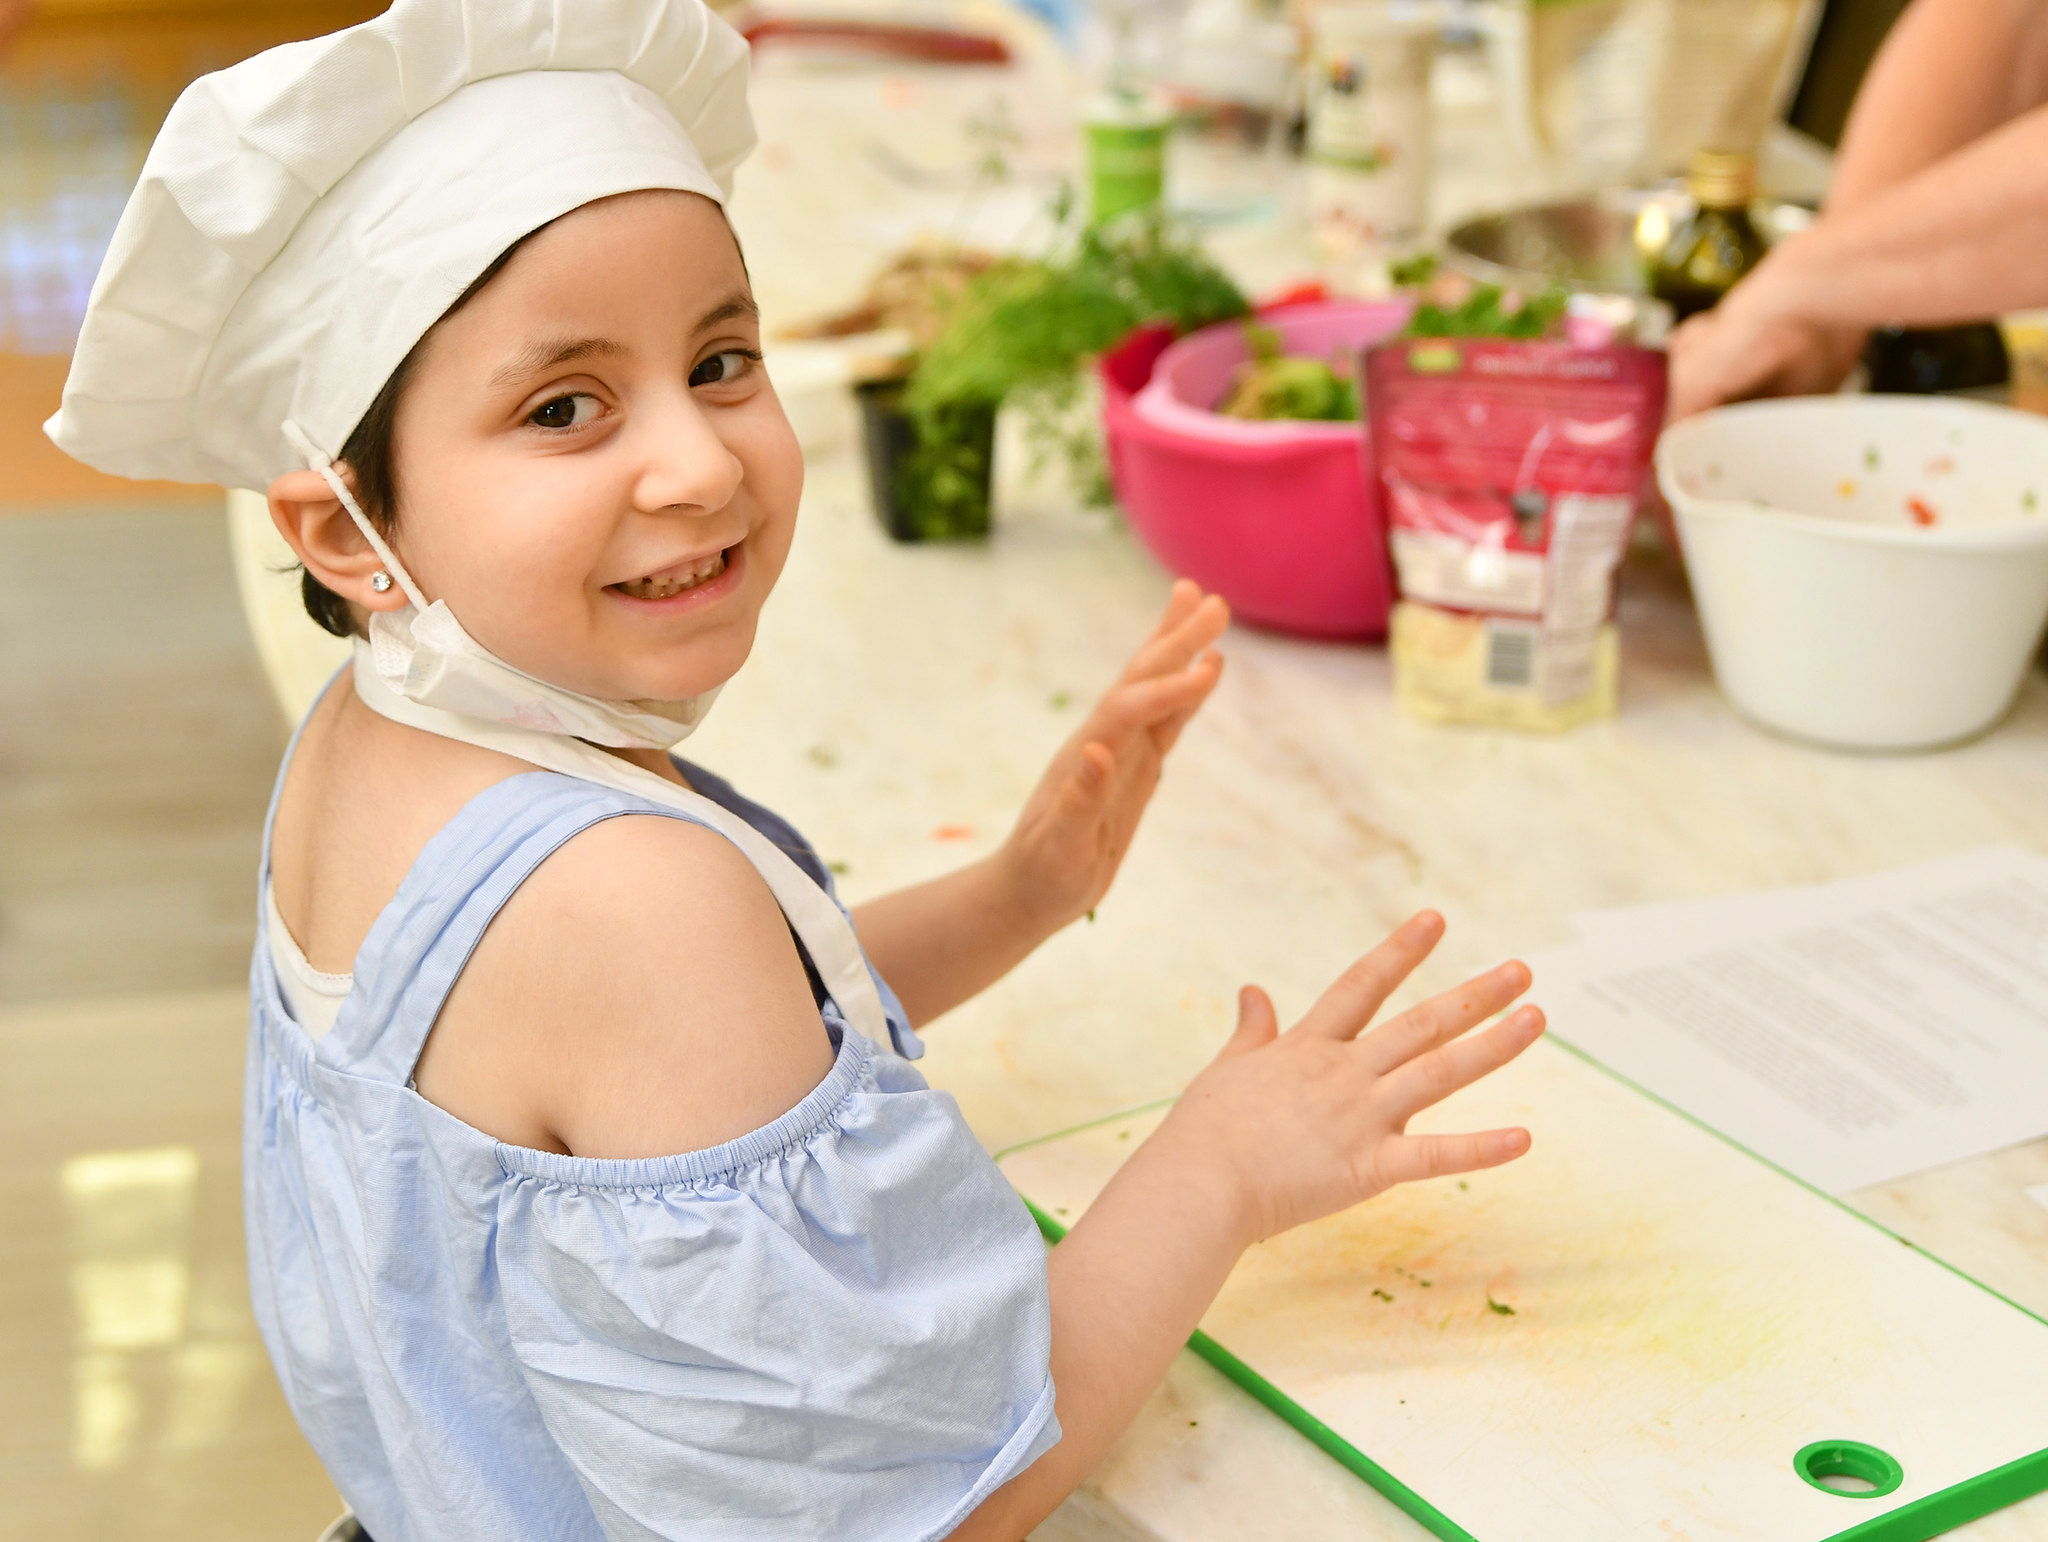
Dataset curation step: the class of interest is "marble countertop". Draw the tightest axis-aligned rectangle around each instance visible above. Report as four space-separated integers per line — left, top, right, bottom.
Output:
678 438 2048 1540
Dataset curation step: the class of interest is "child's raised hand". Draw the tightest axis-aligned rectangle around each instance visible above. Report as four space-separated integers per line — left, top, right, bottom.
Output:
997 580 1228 933
1155 911 1543 1246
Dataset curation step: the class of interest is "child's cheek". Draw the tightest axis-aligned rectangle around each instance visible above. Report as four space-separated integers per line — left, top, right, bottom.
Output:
737 397 805 537
752 394 804 490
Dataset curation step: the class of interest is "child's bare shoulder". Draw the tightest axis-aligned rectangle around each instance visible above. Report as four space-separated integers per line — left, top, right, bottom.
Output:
417 810 838 1160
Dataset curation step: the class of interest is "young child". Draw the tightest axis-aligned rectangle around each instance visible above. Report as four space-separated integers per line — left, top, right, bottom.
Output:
50 3 1544 1538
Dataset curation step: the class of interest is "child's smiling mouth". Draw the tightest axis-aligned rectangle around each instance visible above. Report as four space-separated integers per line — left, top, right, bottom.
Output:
610 546 735 603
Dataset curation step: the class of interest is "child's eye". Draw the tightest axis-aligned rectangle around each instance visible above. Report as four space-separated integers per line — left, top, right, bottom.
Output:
689 350 759 388
528 393 601 430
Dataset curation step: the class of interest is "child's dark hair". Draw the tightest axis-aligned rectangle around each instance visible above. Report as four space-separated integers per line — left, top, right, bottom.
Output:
301 231 537 637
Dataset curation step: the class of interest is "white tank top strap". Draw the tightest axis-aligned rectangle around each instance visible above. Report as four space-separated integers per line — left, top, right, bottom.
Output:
263 881 351 1040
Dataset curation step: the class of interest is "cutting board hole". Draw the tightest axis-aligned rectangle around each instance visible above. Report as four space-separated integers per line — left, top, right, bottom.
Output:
1795 1440 1903 1499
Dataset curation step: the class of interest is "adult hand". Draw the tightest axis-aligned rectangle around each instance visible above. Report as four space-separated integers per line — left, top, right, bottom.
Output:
1665 250 1866 421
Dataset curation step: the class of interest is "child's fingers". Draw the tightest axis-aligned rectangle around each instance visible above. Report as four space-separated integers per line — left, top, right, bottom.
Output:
1354 960 1531 1077
1293 912 1445 1042
1148 652 1225 754
1154 578 1203 636
1117 613 1222 690
1042 740 1116 830
1127 586 1207 670
1371 1126 1532 1187
1120 593 1229 685
1219 984 1280 1058
1375 1006 1545 1123
1088 663 1219 740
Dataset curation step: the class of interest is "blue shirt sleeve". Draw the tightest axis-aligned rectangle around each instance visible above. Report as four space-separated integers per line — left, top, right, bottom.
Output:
490 1034 1059 1541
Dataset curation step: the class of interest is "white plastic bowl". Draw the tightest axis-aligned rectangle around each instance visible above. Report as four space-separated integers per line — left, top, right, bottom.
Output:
1657 396 2048 751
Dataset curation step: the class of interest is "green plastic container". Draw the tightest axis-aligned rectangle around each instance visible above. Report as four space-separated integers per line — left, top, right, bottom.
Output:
1085 98 1171 224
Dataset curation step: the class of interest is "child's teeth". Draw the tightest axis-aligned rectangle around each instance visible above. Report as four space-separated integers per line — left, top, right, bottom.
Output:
621 550 726 599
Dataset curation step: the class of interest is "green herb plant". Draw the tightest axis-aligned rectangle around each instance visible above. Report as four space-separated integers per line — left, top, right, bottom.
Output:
1402 282 1569 340
900 190 1249 515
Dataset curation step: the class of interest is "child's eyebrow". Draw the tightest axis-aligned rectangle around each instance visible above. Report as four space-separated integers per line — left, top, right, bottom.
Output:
487 336 624 391
694 291 759 331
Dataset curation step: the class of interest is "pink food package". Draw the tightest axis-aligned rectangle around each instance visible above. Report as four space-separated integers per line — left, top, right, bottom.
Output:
1364 337 1668 730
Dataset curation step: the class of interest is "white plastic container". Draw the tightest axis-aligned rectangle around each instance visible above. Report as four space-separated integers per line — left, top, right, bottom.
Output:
1657 396 2048 751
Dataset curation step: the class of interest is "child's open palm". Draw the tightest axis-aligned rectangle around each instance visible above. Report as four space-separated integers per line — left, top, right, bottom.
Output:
1161 911 1543 1244
1000 580 1229 931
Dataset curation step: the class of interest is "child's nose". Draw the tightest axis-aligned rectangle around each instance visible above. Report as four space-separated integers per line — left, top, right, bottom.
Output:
630 390 745 516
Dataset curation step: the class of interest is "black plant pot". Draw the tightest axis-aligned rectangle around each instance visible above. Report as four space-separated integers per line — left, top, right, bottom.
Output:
854 378 997 542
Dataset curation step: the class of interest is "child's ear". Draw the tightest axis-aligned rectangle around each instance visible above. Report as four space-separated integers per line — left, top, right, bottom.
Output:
268 465 409 614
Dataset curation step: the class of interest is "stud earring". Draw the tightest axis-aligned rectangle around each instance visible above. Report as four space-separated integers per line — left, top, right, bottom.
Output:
369 571 393 593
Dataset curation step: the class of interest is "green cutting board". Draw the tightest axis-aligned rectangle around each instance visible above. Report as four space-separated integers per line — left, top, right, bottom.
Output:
997 1038 2048 1542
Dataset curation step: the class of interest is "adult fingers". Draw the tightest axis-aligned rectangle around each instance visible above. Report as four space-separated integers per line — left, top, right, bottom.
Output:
1292 912 1445 1042
1355 960 1531 1077
1371 1126 1532 1188
1374 1006 1546 1124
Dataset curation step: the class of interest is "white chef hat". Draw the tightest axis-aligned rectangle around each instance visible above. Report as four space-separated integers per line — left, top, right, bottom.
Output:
46 0 754 493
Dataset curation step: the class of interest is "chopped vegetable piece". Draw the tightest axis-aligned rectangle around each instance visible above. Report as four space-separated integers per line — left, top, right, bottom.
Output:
1216 321 1360 421
1388 250 1440 289
1836 479 1856 498
1865 446 1880 469
1907 495 1939 527
1486 1295 1516 1317
1258 279 1329 309
1372 1288 1395 1302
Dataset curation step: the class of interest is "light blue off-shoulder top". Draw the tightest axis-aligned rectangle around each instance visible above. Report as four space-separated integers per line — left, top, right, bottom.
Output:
244 742 1059 1542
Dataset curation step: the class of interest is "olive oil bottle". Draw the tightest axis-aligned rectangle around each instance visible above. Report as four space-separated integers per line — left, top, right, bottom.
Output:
1650 149 1769 322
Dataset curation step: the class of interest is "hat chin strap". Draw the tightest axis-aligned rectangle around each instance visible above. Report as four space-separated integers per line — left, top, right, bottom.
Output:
281 418 433 614
279 417 723 754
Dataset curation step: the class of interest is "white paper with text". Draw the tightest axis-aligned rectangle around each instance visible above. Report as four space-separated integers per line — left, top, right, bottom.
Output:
1540 847 2048 1193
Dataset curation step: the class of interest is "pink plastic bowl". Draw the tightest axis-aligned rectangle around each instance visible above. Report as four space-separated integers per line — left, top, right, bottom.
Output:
1100 300 1411 638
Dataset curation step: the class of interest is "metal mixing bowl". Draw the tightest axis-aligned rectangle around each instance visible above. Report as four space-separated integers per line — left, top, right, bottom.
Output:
1445 189 1813 299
